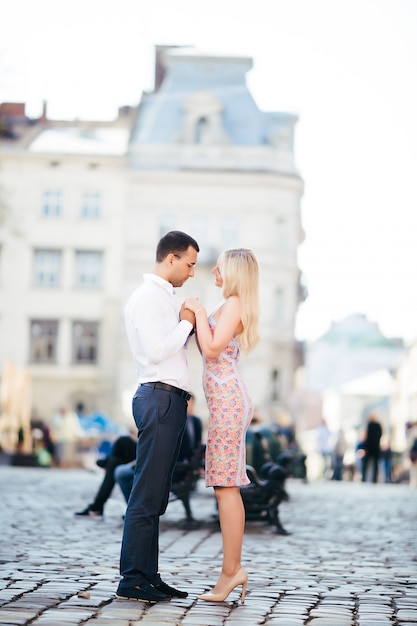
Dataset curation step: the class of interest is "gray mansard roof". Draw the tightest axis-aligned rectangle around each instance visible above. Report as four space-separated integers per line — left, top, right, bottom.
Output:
129 49 299 174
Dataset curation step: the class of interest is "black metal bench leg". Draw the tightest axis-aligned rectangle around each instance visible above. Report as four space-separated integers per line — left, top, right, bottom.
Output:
268 503 290 535
177 494 201 530
181 494 193 521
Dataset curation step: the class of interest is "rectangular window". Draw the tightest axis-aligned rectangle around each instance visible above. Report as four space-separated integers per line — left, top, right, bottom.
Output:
42 190 63 217
222 215 239 250
191 214 213 263
33 249 62 287
72 321 99 364
75 251 102 289
80 191 101 219
30 320 58 363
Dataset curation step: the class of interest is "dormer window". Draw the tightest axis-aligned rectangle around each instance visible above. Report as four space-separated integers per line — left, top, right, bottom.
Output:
178 91 229 145
195 117 208 144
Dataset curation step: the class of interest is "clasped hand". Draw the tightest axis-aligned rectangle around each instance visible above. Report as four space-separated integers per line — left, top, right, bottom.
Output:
179 298 202 327
179 301 196 326
183 298 201 313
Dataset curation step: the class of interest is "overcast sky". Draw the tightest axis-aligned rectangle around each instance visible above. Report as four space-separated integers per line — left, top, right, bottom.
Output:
2 0 417 343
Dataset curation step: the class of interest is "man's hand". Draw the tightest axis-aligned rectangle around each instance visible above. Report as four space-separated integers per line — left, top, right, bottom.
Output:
180 302 196 327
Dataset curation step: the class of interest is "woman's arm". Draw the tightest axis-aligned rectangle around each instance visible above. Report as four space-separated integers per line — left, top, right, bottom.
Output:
185 296 242 359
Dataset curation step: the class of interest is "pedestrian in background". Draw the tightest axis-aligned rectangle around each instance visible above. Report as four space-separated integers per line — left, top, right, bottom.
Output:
362 414 382 483
406 420 417 488
332 429 347 481
50 406 82 467
316 418 333 479
184 248 259 604
116 231 199 604
380 435 393 483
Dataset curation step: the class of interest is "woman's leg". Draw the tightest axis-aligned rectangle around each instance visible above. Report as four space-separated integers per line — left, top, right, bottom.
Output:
212 486 245 591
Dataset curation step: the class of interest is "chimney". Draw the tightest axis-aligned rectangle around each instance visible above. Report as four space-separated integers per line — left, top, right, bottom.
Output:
40 101 48 122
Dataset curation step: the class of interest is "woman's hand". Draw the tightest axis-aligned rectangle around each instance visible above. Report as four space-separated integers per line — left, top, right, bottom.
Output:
184 298 203 314
193 295 242 359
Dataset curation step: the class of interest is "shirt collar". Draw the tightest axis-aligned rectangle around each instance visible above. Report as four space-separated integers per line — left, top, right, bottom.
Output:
143 273 175 295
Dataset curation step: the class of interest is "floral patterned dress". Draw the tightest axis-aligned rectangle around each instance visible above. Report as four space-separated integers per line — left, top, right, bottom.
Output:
203 301 253 487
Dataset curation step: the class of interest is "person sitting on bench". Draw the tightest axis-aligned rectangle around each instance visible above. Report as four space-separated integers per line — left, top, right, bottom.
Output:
75 432 137 519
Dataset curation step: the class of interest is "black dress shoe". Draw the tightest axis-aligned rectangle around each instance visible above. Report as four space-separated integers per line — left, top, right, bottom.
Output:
153 580 188 598
116 583 171 603
74 505 103 520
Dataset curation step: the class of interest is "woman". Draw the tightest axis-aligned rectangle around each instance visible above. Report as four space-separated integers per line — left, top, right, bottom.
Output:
184 248 259 604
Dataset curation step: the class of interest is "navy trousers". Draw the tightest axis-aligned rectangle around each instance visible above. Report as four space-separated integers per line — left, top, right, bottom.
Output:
118 385 187 588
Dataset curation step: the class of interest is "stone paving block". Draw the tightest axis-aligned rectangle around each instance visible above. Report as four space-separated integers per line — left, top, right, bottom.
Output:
270 614 308 622
180 618 221 626
145 606 186 619
395 597 417 610
84 621 130 626
310 608 354 617
30 614 86 625
63 594 111 608
0 618 28 626
265 616 305 626
358 604 394 616
272 607 310 615
316 598 356 611
225 617 265 625
99 601 146 617
357 622 392 626
0 609 40 622
397 609 417 622
135 618 181 624
308 619 353 625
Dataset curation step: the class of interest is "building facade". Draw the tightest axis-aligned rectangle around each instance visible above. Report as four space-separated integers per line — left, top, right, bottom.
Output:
0 48 304 427
391 339 417 451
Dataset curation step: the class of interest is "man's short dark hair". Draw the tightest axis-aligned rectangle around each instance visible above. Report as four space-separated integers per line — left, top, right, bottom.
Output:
156 231 200 262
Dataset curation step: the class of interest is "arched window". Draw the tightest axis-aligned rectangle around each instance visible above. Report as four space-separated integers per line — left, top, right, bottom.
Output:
195 117 208 143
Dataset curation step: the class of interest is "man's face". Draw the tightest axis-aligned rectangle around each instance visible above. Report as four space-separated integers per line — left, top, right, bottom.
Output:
168 245 198 287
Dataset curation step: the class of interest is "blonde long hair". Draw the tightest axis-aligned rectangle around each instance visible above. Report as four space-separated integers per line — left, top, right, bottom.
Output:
219 248 260 354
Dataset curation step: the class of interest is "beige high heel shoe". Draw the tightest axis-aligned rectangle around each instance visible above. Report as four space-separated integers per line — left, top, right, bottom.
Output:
198 567 248 604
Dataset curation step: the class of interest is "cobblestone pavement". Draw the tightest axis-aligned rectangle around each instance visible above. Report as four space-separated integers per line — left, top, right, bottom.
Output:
0 467 416 626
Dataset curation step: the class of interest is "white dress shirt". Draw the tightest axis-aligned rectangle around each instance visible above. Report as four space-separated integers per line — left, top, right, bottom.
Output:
124 273 193 390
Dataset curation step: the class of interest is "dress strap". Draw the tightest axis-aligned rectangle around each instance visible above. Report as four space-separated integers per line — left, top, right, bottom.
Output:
209 299 227 321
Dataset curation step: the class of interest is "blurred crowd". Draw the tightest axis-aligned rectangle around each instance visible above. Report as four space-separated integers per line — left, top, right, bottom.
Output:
3 403 417 489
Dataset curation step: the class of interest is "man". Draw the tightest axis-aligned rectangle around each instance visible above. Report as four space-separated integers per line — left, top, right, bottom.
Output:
116 231 199 603
362 414 382 483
